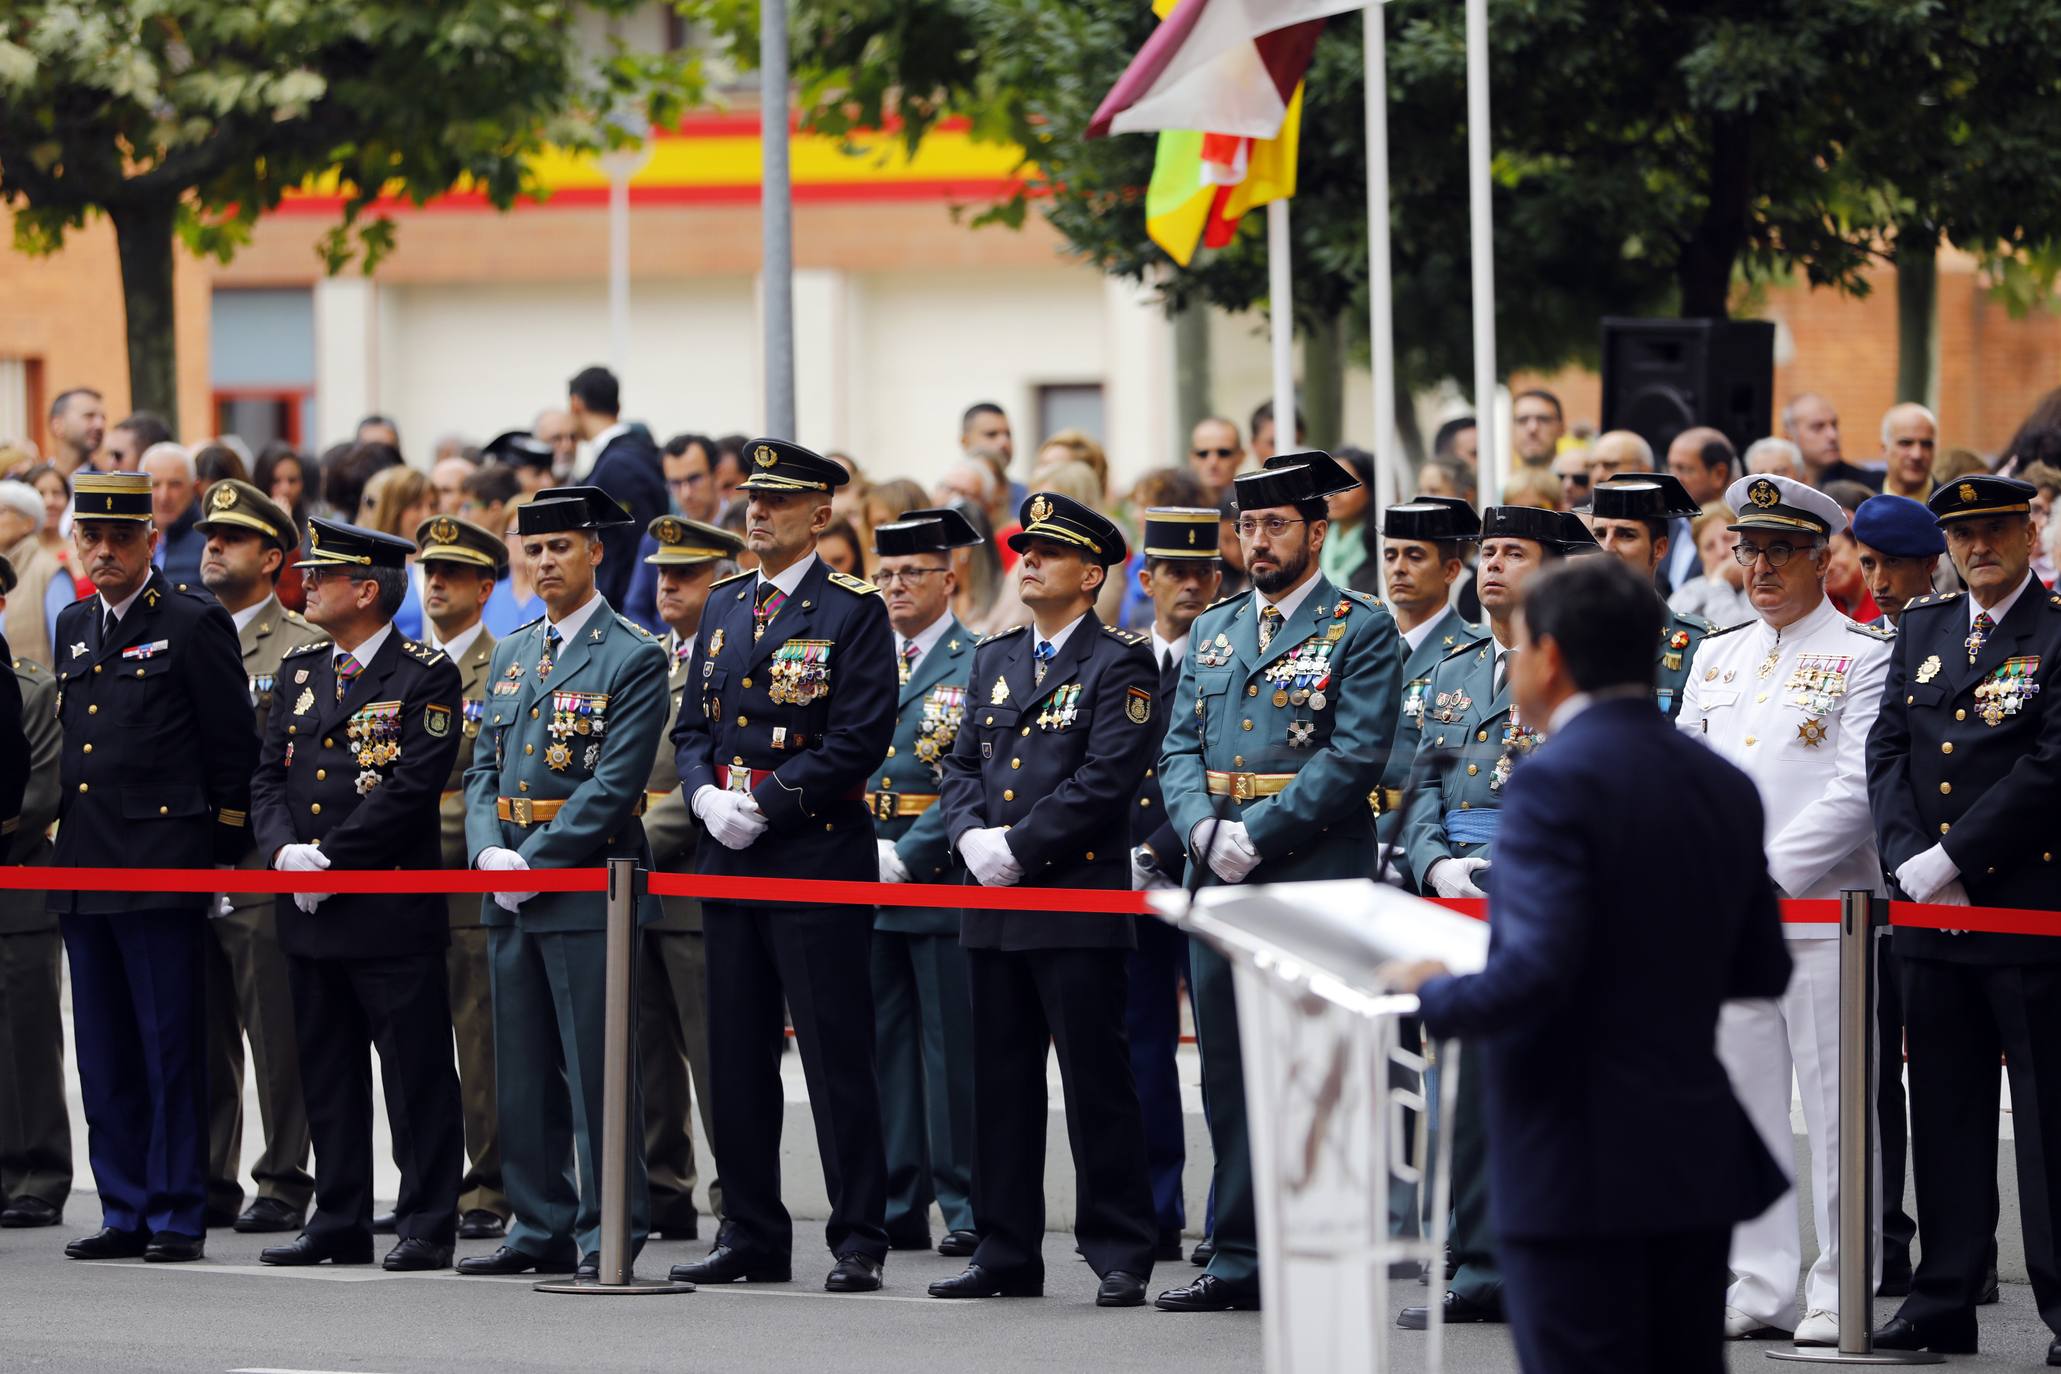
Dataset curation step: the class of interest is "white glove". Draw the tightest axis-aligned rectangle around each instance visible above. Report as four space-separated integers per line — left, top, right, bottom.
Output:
274 844 330 872
693 785 768 851
292 891 327 914
1929 878 1971 908
878 838 910 884
958 827 1023 887
1895 844 1961 904
1190 819 1260 885
214 894 234 919
477 845 537 913
1428 856 1491 899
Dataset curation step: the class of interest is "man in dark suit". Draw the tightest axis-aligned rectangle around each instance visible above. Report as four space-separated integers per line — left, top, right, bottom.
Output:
930 492 1160 1307
568 366 668 625
53 471 257 1263
670 440 897 1293
1385 555 1792 1374
250 519 466 1270
1867 474 2061 1364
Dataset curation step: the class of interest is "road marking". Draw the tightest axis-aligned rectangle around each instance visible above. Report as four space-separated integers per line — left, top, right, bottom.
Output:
231 1368 402 1373
81 1261 533 1284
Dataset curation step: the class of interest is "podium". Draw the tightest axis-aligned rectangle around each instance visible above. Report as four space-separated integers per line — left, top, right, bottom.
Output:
1150 880 1488 1374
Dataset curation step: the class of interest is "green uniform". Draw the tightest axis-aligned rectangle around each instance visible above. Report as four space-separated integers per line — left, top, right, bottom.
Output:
1653 607 1715 720
0 658 66 1212
1377 604 1481 849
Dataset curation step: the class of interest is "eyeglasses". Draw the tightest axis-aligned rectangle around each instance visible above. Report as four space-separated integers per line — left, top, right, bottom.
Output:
874 567 950 587
1732 541 1815 568
1193 447 1237 459
1234 517 1307 539
1560 474 1591 489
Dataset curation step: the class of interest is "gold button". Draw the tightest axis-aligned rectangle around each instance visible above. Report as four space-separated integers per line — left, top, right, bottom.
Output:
1460 801 1472 810
1010 758 1021 769
531 708 539 719
886 746 896 758
1907 695 1914 704
158 806 168 816
742 677 753 689
325 737 334 748
881 776 892 789
1466 763 1478 776
1233 755 1244 767
1085 851 1095 861
93 664 101 674
287 724 295 734
525 744 534 755
88 704 97 715
1140 798 1151 808
1956 709 1967 721
1942 742 1953 754
1939 781 1951 795
1756 693 1768 704
985 715 994 726
311 803 322 815
1477 730 1488 742
135 668 144 677
737 716 748 727
1246 685 1258 697
77 782 87 793
1004 789 1015 801
1145 768 1154 778
81 743 91 754
1241 719 1253 731
1939 822 1950 834
1021 726 1030 737
519 781 529 793
2046 853 2054 863
316 769 326 781
825 822 834 831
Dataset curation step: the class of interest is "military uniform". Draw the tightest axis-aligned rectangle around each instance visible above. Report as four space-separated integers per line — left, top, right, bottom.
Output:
0 637 66 1224
54 472 256 1249
1866 476 2061 1356
462 487 670 1272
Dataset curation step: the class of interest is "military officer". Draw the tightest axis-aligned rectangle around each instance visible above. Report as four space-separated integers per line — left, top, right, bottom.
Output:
192 479 319 1235
460 486 670 1280
1126 507 1222 1262
869 507 983 1257
1397 503 1588 1327
1156 455 1405 1313
1867 475 2061 1364
930 492 1160 1307
249 519 466 1270
1588 472 1720 718
638 513 743 1241
415 512 511 1241
0 555 66 1231
1852 493 1946 628
670 440 895 1293
54 470 256 1263
1678 473 1892 1346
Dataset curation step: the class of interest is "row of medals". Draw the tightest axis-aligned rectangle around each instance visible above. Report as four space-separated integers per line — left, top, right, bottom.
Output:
545 692 606 772
914 686 966 764
347 704 401 795
1973 658 2041 726
769 641 831 707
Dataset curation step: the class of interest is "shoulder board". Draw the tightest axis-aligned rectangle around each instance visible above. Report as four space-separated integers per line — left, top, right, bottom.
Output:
976 624 1029 647
709 569 754 589
827 570 879 595
1201 591 1243 614
2048 591 2061 610
1847 620 1896 640
614 613 656 640
282 639 333 660
1343 589 1385 610
1103 625 1146 646
512 613 546 634
12 657 47 679
283 610 315 629
1900 591 1961 615
1700 619 1753 640
1443 633 1494 661
1673 611 1717 634
402 640 445 666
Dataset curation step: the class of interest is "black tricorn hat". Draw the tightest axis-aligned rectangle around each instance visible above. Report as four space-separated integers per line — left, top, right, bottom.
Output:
873 506 983 558
1383 496 1481 543
1590 473 1701 523
518 485 634 536
1231 449 1361 511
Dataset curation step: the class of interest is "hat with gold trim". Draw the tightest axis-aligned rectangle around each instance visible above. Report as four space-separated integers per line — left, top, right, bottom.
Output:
1927 473 2037 527
873 506 982 558
1006 491 1128 566
1383 495 1481 543
1724 473 1846 538
1140 506 1221 561
735 438 850 495
643 514 746 567
194 479 297 553
517 485 634 536
414 514 509 576
72 471 151 522
300 517 413 571
1230 449 1361 511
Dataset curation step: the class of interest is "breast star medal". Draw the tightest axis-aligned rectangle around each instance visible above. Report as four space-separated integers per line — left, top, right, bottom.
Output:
990 676 1010 705
1797 718 1828 748
1916 655 1942 684
293 687 316 716
545 742 573 772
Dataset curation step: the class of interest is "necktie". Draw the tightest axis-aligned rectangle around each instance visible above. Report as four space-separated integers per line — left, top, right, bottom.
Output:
1495 650 1513 700
1258 605 1283 653
1967 610 1995 665
334 652 361 702
1034 639 1056 686
101 607 117 647
537 624 561 682
898 640 921 686
754 580 786 643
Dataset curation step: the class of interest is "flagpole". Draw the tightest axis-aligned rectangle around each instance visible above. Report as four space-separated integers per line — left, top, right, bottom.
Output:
1364 2 1396 523
1465 0 1499 507
1268 198 1296 451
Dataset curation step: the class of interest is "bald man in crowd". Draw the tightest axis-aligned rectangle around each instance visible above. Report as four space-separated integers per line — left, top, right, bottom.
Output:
1878 404 1939 502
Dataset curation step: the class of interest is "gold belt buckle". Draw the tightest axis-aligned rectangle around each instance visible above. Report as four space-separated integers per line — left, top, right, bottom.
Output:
725 766 753 795
508 797 533 826
1230 772 1256 802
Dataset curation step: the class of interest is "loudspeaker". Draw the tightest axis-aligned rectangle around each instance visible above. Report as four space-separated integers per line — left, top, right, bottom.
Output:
1599 317 1775 460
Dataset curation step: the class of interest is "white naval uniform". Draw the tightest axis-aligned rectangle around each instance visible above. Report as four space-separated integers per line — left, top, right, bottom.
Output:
1678 595 1893 1330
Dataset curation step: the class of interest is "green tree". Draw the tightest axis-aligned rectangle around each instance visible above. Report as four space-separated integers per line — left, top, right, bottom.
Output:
0 2 698 429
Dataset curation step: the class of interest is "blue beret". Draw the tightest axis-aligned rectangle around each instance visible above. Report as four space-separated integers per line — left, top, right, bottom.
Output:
1851 494 1945 558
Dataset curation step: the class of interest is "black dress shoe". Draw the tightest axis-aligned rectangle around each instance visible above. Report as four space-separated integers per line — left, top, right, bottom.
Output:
1155 1273 1260 1311
929 1264 1043 1298
371 1210 399 1235
0 1196 61 1228
1398 1290 1503 1330
65 1226 149 1260
576 1252 601 1280
456 1245 576 1276
1096 1271 1148 1308
457 1210 507 1241
1980 1268 2001 1305
1154 1229 1187 1263
938 1229 979 1258
669 1244 791 1285
233 1198 305 1234
384 1237 453 1271
826 1252 884 1292
261 1233 373 1266
1870 1316 1977 1355
2047 1335 2061 1367
144 1231 205 1262
1189 1236 1216 1266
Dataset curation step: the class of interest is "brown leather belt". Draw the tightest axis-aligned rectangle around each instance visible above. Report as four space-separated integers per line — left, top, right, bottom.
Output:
1205 770 1295 802
865 791 939 821
497 793 647 826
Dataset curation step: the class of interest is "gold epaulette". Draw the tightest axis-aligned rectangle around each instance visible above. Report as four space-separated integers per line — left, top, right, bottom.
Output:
976 624 1028 647
1848 620 1896 640
710 568 754 589
827 570 879 595
1104 625 1146 646
402 640 446 666
282 639 333 659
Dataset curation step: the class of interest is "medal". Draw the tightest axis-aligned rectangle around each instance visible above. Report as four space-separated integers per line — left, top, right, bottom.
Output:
545 742 573 771
1916 655 1941 684
293 688 315 716
1272 689 1288 708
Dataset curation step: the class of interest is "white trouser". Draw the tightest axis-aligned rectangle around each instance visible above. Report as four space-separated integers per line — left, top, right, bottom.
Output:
1717 936 1882 1329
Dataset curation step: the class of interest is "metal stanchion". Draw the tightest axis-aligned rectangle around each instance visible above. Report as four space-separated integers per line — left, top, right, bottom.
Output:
1770 890 1936 1364
536 858 693 1296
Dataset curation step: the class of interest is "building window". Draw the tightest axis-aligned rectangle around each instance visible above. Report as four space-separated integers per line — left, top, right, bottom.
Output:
1035 383 1104 445
214 387 311 452
0 357 43 459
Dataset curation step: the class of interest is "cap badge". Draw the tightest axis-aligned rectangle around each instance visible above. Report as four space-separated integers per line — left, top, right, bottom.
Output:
211 485 238 510
1960 482 1977 503
754 444 778 468
1187 528 1196 545
309 526 322 552
1029 495 1053 524
1749 479 1779 509
657 518 683 544
429 516 459 545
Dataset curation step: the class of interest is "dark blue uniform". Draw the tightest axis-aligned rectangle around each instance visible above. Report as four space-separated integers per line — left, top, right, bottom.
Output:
1128 640 1191 1253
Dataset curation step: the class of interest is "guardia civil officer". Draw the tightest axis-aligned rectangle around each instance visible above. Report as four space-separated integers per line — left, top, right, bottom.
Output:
250 519 466 1270
869 508 983 1256
669 440 896 1293
415 513 511 1240
460 486 670 1279
1588 472 1720 717
54 470 256 1263
638 513 743 1240
1678 474 1892 1345
1867 474 2061 1364
931 492 1161 1307
1157 454 1405 1312
193 479 320 1235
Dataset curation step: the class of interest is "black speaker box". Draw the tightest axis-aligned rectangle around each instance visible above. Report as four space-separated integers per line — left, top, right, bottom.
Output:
1599 317 1775 459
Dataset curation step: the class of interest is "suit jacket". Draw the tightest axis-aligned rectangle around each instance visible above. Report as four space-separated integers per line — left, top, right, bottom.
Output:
251 630 463 959
1399 633 1517 889
154 501 209 597
672 557 896 886
1415 696 1793 1240
587 431 670 625
878 615 974 935
226 595 327 916
464 598 669 932
1867 581 2061 962
0 658 59 934
939 613 1158 950
50 571 256 912
644 631 701 932
1377 605 1480 846
439 625 497 929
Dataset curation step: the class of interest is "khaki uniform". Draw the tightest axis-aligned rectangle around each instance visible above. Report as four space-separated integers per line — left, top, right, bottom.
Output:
0 658 66 1209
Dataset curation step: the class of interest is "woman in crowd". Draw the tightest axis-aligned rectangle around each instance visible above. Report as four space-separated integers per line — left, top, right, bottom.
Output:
818 518 864 576
1668 502 1752 628
359 463 436 639
484 490 544 634
24 463 90 599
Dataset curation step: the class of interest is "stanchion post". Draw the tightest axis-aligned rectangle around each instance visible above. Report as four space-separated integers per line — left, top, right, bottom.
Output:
536 858 693 1295
1769 890 1937 1363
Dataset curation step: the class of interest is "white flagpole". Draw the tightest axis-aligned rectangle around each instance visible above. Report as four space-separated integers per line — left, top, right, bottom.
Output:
1267 198 1297 451
1364 2 1396 521
1465 0 1499 506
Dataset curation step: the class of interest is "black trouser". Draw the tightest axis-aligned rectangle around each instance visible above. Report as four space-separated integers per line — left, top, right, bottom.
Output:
702 902 888 1264
965 946 1156 1282
287 952 463 1249
1500 1227 1729 1374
